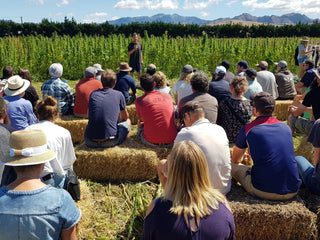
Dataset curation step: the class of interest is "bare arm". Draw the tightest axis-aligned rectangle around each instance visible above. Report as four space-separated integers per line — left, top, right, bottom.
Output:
288 103 307 117
128 44 138 55
119 109 129 121
61 226 77 240
232 146 246 163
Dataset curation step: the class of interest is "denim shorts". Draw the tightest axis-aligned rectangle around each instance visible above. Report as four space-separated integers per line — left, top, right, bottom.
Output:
130 63 142 73
85 121 130 148
298 57 307 64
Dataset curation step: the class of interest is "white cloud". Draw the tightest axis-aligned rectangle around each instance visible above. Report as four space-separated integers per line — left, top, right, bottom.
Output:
57 0 69 7
84 12 108 23
226 0 237 6
201 11 209 17
242 0 320 15
114 0 179 10
29 0 46 4
183 0 221 9
111 16 121 20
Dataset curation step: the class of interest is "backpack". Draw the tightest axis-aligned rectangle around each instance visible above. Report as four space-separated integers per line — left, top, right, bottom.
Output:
294 46 299 66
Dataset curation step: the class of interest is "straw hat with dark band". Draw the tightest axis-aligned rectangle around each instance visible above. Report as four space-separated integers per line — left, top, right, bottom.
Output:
1 129 56 166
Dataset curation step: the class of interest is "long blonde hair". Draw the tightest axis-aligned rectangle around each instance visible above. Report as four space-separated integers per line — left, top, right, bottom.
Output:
153 71 167 88
164 141 225 218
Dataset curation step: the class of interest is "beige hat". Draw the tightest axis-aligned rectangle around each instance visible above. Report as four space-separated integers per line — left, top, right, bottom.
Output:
256 61 268 68
117 62 132 72
1 129 56 166
4 75 30 96
301 36 309 42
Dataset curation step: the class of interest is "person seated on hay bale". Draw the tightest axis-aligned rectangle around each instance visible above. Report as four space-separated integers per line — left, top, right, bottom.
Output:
0 129 81 239
208 66 232 104
145 141 235 239
172 64 194 106
235 60 248 77
41 63 74 115
220 60 235 83
3 75 37 131
232 92 301 200
243 68 263 99
288 69 320 135
2 96 77 188
161 101 232 195
84 69 131 148
153 71 171 95
92 63 104 81
295 119 320 195
73 66 103 118
135 73 177 148
296 59 316 94
178 71 218 123
114 62 136 105
255 61 278 99
0 66 14 96
217 76 252 144
274 60 297 100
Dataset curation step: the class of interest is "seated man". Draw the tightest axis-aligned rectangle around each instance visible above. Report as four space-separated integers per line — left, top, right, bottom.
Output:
295 119 320 195
84 69 131 148
73 66 102 117
288 69 320 135
232 92 301 200
135 74 177 147
256 61 278 99
3 75 37 130
0 66 14 96
161 101 231 195
41 63 74 115
178 71 218 123
115 62 136 105
243 68 263 99
208 66 231 104
274 60 297 100
296 59 316 94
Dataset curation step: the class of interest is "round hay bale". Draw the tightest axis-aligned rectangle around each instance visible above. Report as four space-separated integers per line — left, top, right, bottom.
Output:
274 100 293 121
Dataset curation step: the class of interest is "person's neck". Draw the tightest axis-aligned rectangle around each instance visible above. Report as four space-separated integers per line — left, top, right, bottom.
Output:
232 94 246 100
7 175 46 191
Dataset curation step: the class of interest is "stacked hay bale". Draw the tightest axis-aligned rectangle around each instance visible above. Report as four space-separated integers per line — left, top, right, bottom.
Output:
227 184 318 240
295 135 314 164
74 136 170 181
273 100 293 121
55 118 88 144
127 104 138 125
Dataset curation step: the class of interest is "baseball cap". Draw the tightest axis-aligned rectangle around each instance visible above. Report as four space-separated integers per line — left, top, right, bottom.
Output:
250 92 275 112
275 60 287 69
236 60 248 69
181 65 193 73
256 61 268 68
215 66 226 75
147 64 156 72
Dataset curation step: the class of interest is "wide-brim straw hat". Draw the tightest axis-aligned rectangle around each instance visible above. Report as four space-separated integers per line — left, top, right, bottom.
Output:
4 75 30 96
117 62 132 72
301 36 309 42
313 69 320 79
1 129 56 166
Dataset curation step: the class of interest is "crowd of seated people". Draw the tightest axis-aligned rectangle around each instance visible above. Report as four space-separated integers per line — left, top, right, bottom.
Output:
0 57 319 239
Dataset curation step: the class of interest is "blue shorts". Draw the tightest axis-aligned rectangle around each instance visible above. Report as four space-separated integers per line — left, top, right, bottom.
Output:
130 63 142 73
85 121 130 148
298 57 307 64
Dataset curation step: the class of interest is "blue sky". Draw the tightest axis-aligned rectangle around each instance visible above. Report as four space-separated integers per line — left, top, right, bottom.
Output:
1 0 319 23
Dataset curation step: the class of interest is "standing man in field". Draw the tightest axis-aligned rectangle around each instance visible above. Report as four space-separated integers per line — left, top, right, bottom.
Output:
128 32 143 81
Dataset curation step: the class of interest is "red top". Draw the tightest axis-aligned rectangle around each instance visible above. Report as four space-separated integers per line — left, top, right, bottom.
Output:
73 77 102 116
135 90 177 144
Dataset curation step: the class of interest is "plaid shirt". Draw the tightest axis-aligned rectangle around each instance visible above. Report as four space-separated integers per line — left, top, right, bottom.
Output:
41 77 74 115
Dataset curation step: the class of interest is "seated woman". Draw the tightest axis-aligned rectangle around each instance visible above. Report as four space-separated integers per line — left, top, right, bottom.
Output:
153 71 171 95
295 119 320 195
217 76 252 143
144 141 235 239
26 95 76 188
0 129 81 239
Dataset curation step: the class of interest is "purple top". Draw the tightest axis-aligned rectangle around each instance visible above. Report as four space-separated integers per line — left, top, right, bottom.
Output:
143 198 235 240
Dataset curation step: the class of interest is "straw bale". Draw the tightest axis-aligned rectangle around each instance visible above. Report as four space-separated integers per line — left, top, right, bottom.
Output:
126 104 138 125
54 118 88 144
74 136 170 181
273 100 293 121
75 179 96 239
295 136 314 164
227 184 318 240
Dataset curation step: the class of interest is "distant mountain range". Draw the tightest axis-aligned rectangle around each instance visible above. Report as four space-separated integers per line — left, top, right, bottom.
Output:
108 13 319 26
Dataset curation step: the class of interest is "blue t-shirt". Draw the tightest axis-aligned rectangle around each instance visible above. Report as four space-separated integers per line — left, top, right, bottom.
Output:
143 198 235 240
208 78 231 104
236 116 301 194
85 88 126 139
300 68 316 87
0 185 81 240
115 72 136 101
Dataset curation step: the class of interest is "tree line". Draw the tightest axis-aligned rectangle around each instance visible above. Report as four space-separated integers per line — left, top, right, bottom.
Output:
1 17 320 38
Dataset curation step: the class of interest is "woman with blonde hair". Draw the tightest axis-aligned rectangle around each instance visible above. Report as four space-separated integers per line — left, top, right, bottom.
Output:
217 76 252 143
172 65 194 105
153 71 171 95
143 141 235 239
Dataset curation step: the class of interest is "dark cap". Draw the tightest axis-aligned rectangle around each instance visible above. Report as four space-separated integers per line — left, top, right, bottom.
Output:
245 68 257 79
250 92 275 112
182 64 193 73
275 60 287 69
236 60 248 69
220 60 230 70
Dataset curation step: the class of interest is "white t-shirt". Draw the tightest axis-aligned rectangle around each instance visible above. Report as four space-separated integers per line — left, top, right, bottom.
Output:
27 120 76 176
174 118 232 195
